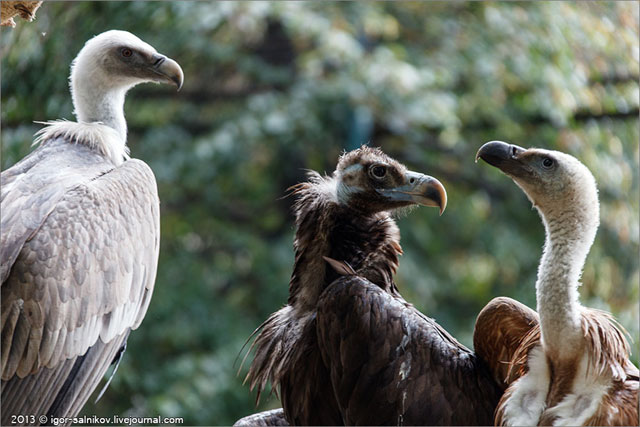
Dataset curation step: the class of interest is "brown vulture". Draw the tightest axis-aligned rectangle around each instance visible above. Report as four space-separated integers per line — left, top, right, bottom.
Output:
239 146 507 425
476 141 639 426
1 30 183 424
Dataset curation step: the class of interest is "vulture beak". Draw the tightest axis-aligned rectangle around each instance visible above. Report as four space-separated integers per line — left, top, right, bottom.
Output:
150 54 184 90
378 171 448 215
476 140 532 177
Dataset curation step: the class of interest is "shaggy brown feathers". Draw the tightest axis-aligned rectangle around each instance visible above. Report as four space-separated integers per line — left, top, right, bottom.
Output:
245 149 405 424
243 146 501 425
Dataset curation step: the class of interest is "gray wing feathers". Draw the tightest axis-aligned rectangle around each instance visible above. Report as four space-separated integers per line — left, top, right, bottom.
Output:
1 140 114 283
233 409 289 426
1 140 159 382
1 350 77 423
1 330 129 426
47 331 130 420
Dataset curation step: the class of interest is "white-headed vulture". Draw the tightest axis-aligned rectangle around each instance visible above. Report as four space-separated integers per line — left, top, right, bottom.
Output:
476 141 638 426
1 30 183 424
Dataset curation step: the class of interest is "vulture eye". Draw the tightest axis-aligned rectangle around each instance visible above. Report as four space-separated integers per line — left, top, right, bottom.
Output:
370 165 387 179
541 157 554 169
121 48 133 58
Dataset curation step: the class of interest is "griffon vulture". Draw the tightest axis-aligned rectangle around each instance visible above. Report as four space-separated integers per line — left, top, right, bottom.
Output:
1 30 183 424
476 141 639 426
240 146 507 425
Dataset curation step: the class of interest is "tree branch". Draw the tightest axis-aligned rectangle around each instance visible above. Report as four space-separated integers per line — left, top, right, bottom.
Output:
1 1 42 27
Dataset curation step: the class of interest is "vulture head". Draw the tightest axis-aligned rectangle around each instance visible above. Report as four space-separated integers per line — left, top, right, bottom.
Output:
71 30 183 93
71 30 183 123
476 141 599 230
335 146 447 215
37 30 184 165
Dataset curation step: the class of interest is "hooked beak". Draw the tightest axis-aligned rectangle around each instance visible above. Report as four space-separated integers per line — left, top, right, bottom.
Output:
476 140 531 177
377 171 447 215
150 54 184 90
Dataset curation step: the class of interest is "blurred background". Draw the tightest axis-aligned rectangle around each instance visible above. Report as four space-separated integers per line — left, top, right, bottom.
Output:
1 2 638 425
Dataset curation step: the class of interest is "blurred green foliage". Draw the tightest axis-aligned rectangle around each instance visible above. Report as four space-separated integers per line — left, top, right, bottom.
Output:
1 2 638 425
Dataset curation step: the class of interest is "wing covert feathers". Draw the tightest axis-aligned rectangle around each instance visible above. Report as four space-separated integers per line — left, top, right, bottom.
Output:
1 139 114 283
1 138 159 420
473 296 539 390
316 276 502 425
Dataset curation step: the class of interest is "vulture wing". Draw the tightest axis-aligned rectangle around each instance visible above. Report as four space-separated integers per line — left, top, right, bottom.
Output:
1 138 159 421
473 296 539 390
233 408 288 426
316 276 502 426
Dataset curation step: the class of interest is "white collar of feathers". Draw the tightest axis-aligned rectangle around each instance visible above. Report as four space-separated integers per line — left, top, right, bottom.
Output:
34 120 130 166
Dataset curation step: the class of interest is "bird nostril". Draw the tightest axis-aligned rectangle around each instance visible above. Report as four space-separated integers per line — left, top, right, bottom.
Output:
153 56 165 67
512 146 518 156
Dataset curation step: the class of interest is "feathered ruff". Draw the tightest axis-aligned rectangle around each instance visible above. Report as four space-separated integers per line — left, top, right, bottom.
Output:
291 171 403 291
495 308 639 426
286 170 403 306
581 308 634 381
34 120 129 166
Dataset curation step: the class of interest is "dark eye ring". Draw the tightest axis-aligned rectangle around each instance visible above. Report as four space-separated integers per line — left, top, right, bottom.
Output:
542 157 554 169
370 165 387 179
121 48 133 58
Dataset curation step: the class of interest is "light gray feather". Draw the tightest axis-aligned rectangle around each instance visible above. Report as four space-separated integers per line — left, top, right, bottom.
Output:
1 137 159 421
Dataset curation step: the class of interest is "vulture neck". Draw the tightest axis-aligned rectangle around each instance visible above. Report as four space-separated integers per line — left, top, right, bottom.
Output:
535 202 598 357
288 176 402 313
72 74 129 143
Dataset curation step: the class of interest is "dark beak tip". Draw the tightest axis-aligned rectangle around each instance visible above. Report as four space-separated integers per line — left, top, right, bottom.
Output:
475 140 519 168
438 190 447 215
427 177 447 215
152 55 184 91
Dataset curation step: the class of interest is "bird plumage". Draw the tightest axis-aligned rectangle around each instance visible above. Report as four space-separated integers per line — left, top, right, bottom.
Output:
473 296 539 391
316 275 502 425
476 141 639 426
1 30 182 424
36 30 183 166
243 146 503 425
233 408 288 426
1 139 159 425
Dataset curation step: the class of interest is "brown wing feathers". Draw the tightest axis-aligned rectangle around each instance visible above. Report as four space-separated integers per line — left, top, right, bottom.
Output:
473 296 539 390
316 277 502 425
